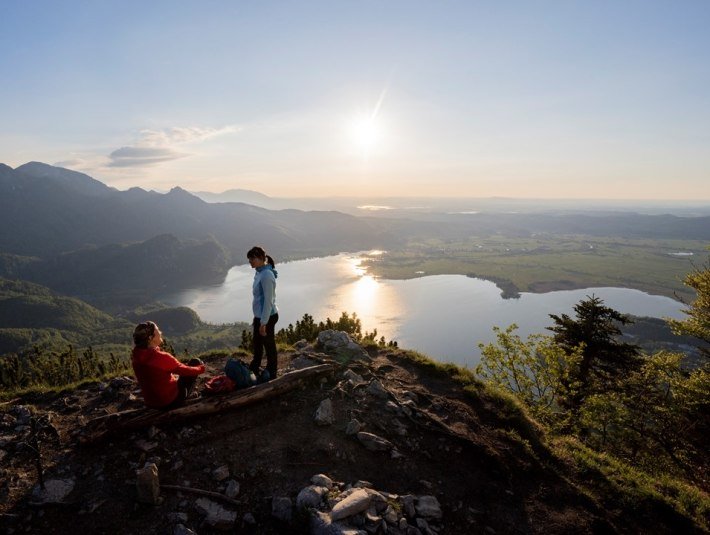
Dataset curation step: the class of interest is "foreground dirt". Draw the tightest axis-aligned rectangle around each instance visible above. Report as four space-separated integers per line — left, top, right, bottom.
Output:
0 347 702 534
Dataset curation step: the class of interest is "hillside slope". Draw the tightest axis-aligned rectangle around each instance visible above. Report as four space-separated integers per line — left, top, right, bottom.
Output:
1 342 706 534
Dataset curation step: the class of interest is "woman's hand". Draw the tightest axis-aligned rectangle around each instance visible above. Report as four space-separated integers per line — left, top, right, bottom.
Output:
259 324 267 337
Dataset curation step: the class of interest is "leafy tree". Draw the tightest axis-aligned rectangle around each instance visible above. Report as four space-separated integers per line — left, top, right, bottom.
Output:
668 255 710 361
476 324 582 426
579 351 710 483
547 295 641 414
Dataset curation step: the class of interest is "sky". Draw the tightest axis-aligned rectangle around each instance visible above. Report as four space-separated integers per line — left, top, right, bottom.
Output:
1 1 709 199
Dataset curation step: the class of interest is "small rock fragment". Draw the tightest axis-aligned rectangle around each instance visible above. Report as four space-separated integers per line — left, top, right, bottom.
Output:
311 473 334 489
415 495 442 520
315 399 335 426
135 463 160 505
356 431 393 452
212 465 230 482
195 498 237 530
225 480 240 498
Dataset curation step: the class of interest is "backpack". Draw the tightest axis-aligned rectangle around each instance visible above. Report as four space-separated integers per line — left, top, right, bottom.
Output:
224 358 257 389
203 375 236 395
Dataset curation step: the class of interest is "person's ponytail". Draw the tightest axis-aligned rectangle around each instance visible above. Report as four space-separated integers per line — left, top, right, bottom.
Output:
266 255 276 268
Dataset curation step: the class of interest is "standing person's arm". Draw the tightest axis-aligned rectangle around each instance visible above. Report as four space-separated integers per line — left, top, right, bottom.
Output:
259 272 276 335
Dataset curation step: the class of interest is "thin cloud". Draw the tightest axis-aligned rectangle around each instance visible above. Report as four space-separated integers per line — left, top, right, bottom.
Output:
107 125 239 168
108 146 187 168
140 126 239 146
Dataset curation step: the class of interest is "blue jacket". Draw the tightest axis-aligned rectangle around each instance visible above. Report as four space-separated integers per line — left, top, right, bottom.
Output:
252 265 278 324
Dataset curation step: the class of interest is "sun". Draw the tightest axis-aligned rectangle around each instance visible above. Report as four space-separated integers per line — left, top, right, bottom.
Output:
349 114 381 155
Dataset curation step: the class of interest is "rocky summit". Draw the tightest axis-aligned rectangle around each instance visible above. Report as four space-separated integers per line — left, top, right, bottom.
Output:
0 332 705 534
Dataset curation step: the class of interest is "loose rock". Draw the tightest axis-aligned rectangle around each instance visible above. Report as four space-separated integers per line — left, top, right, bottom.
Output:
224 480 240 498
135 464 160 505
345 419 362 436
331 488 372 521
366 380 389 399
311 473 334 489
32 478 75 504
212 465 230 481
272 496 293 522
297 485 328 509
356 431 393 452
415 495 442 520
173 524 197 535
315 399 335 426
195 497 237 530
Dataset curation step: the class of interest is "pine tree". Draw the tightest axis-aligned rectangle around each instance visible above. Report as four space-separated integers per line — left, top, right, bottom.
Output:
547 295 641 415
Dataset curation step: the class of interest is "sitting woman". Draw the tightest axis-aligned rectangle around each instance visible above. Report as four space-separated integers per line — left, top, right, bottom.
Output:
131 321 205 409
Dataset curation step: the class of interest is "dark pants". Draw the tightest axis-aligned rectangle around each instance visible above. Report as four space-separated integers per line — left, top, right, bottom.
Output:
164 358 203 410
250 314 278 378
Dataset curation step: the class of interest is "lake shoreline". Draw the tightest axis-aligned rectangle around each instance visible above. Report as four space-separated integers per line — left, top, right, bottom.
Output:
163 253 685 367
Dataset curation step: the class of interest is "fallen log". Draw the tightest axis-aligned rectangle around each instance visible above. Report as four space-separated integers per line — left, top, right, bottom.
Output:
82 363 335 442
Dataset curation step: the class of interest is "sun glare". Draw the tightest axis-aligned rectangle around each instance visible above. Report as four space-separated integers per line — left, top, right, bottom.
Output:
350 114 381 155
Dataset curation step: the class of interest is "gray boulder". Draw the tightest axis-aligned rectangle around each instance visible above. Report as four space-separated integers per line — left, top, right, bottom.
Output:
317 330 370 362
366 380 389 399
297 485 328 509
331 489 372 521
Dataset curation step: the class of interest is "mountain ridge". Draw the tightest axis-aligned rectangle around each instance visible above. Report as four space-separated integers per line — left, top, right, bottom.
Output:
0 162 394 258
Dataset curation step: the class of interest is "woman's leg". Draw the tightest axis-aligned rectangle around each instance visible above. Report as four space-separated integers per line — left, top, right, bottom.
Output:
169 358 203 408
250 317 264 373
264 314 279 379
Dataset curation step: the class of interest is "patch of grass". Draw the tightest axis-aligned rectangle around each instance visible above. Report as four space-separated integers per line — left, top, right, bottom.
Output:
398 349 478 384
553 436 710 531
0 369 133 402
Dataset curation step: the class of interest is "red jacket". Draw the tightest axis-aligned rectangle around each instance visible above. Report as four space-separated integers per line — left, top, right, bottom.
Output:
131 347 205 408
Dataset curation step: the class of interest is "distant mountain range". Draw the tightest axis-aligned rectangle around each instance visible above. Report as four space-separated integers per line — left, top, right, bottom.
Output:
0 162 395 259
191 188 274 206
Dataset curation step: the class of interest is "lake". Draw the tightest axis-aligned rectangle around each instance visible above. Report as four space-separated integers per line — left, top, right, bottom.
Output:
163 252 686 368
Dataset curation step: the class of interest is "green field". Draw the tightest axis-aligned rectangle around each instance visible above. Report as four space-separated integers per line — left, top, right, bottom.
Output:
360 235 707 301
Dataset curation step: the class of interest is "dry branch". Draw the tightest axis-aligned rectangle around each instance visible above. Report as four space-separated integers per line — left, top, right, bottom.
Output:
161 484 240 506
83 363 335 442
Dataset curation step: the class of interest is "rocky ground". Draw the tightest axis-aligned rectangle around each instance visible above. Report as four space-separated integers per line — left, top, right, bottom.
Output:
0 332 703 534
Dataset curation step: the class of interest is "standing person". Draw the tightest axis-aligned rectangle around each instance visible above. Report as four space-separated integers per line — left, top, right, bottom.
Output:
247 246 279 380
131 321 205 409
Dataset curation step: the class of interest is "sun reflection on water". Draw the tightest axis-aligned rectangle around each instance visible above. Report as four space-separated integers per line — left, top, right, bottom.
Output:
336 252 398 332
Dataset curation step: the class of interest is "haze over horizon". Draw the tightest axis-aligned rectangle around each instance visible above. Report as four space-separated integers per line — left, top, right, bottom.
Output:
2 1 709 200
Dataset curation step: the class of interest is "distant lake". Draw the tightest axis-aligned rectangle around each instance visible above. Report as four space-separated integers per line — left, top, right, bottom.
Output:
162 253 686 369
